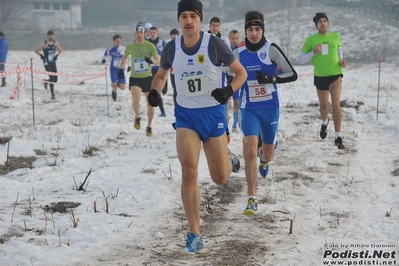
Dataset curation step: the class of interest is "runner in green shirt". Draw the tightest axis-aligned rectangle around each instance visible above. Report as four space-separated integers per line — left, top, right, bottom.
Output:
120 23 159 137
299 12 347 149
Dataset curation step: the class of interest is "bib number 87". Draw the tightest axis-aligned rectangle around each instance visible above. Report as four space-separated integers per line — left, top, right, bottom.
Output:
187 78 201 93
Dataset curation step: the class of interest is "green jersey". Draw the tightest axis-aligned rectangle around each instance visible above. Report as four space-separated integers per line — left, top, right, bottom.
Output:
301 32 343 77
124 41 158 78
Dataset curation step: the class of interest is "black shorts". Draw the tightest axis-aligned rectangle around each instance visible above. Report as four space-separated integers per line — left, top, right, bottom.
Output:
44 64 58 82
129 76 153 93
314 74 343 91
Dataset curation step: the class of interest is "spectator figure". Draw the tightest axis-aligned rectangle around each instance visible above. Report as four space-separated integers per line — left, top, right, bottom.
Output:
0 32 9 87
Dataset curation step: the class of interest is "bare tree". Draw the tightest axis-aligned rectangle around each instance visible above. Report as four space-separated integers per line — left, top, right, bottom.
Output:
0 0 21 23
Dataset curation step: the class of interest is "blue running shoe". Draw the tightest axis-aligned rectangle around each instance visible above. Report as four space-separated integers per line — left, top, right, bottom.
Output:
228 149 240 173
243 198 258 215
181 232 204 254
258 148 269 178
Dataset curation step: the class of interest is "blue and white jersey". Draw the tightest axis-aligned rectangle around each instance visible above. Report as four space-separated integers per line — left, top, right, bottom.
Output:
237 40 279 110
101 45 129 70
149 37 166 70
173 33 224 109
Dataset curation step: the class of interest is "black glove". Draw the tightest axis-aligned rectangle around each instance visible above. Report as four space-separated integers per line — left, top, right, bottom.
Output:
211 85 233 105
144 56 154 64
53 55 58 61
148 89 160 107
101 59 106 64
39 54 45 60
256 71 275 84
118 69 124 79
127 66 131 72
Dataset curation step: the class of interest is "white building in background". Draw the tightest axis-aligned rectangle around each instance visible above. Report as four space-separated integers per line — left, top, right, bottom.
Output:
20 0 86 31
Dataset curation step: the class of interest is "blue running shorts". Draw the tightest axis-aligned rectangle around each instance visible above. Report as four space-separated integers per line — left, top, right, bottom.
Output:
174 104 227 143
240 108 279 144
110 68 126 84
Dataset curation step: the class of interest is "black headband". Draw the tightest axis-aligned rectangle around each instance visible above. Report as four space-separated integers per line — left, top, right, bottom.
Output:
313 12 329 26
177 0 203 22
245 19 265 34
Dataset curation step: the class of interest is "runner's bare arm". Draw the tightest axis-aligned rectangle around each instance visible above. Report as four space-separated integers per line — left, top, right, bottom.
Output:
227 58 247 92
55 42 63 56
120 54 129 69
34 42 45 55
152 54 160 66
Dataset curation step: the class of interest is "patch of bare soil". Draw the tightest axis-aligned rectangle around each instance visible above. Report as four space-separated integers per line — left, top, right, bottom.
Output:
42 202 81 213
0 156 37 176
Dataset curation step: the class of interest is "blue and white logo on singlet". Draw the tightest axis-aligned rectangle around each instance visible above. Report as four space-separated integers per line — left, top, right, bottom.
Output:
181 70 203 77
187 58 194 65
260 52 267 60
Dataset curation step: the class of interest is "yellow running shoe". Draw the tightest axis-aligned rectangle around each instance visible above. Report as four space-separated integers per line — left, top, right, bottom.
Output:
146 126 152 137
243 197 258 215
134 117 141 130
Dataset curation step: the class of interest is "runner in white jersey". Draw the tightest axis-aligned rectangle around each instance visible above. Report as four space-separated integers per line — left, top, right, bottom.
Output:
148 0 247 255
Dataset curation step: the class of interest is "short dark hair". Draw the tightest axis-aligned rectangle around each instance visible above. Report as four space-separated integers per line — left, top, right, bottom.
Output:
149 26 158 32
113 34 122 41
209 17 221 25
229 29 239 36
0 32 4 37
47 30 54 36
170 28 179 36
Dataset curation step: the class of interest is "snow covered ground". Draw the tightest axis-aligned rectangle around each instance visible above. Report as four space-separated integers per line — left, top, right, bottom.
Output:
0 6 398 266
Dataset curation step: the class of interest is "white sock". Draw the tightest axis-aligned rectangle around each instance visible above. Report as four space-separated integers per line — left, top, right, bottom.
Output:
335 132 341 139
249 196 257 200
322 118 329 125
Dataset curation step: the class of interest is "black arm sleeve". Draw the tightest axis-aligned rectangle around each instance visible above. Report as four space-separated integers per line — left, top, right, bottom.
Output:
269 43 298 84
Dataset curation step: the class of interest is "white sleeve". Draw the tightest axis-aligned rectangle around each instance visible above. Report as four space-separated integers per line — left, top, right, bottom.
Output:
338 47 343 60
298 51 314 64
100 49 108 62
